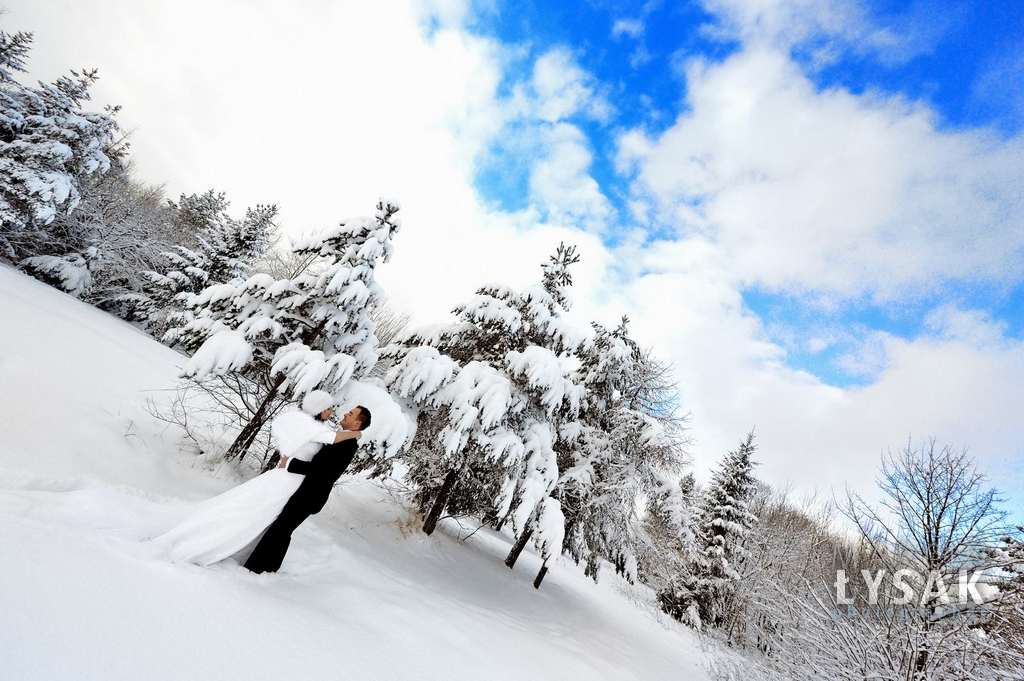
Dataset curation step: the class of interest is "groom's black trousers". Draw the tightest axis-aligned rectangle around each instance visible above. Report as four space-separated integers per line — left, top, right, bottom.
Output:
243 495 314 574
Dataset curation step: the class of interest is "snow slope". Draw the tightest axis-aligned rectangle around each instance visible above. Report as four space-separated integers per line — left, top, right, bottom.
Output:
0 265 710 681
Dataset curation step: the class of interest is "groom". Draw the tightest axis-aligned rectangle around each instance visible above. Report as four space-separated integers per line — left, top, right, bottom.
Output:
244 404 372 574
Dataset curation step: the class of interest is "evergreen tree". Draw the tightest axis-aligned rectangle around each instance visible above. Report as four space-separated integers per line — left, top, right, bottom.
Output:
179 199 400 463
702 432 759 579
131 191 276 343
171 191 276 286
556 319 692 584
0 28 32 83
641 472 700 580
19 245 101 297
382 244 585 557
660 432 758 628
0 25 120 261
986 529 1024 671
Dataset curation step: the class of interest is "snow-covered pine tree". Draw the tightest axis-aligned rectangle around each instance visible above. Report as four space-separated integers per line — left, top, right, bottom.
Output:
19 245 102 297
663 432 758 628
0 27 32 83
179 199 401 463
382 244 584 554
176 193 277 288
554 319 693 586
642 472 701 623
553 320 639 577
130 191 276 343
0 26 121 262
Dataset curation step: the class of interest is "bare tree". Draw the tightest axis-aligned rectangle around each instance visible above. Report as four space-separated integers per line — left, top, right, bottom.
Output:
697 440 1024 680
253 233 326 280
725 440 1022 680
841 440 1013 674
845 439 1010 579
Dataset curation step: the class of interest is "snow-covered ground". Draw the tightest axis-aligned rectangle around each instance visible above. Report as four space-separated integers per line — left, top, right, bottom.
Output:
0 264 710 681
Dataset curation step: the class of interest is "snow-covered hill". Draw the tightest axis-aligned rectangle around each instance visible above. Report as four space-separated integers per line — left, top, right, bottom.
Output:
0 264 709 681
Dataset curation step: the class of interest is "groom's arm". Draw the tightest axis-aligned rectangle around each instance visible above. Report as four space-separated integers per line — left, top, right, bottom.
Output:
285 455 315 475
286 440 357 477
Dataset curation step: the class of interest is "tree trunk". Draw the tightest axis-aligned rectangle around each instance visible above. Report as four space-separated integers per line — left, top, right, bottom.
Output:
914 649 928 676
505 527 534 569
422 469 458 536
534 559 549 589
914 600 932 675
225 373 286 462
493 506 512 532
223 318 330 462
262 450 282 473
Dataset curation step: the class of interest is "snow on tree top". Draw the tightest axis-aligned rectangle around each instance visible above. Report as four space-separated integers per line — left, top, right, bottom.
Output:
327 275 371 307
391 322 477 349
442 361 517 435
475 283 519 300
639 415 668 445
386 346 458 404
181 330 253 380
272 343 357 398
477 425 527 465
242 272 276 291
455 294 524 333
506 346 583 416
519 285 585 352
240 316 281 339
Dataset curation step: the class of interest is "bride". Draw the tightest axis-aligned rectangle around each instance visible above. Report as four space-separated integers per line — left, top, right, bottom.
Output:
8 390 362 568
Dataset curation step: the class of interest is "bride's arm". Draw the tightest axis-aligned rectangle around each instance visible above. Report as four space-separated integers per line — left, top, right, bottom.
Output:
331 430 362 444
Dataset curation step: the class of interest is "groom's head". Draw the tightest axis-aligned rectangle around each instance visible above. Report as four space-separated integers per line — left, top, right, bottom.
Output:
341 405 372 432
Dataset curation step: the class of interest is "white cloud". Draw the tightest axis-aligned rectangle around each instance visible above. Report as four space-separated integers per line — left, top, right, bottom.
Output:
835 330 889 380
470 48 617 232
612 19 645 40
699 0 948 66
579 236 1024 502
530 48 614 123
411 0 476 28
605 6 1024 501
607 27 1024 502
807 336 831 353
629 46 654 69
923 306 1012 349
972 45 1024 130
619 46 1024 303
528 123 615 230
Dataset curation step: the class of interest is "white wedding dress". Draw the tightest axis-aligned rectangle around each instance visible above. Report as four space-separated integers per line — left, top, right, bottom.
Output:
2 410 336 567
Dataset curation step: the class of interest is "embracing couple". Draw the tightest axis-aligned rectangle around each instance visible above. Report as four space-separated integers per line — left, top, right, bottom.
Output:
1 390 371 572
137 390 372 572
243 390 371 573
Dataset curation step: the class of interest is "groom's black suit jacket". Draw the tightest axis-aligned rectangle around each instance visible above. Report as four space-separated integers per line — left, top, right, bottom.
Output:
284 438 359 514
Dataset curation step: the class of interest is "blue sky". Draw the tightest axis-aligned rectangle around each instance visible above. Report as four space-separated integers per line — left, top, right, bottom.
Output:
460 0 1024 388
